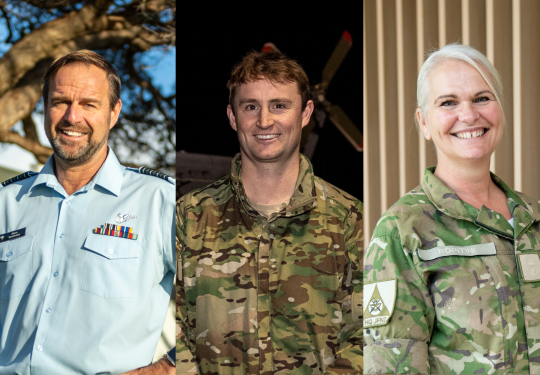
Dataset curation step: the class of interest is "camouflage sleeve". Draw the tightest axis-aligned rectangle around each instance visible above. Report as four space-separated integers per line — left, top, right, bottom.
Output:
324 200 364 375
176 201 199 374
363 233 433 374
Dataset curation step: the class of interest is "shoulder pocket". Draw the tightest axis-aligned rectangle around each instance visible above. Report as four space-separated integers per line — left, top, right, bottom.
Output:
0 235 34 300
82 233 141 298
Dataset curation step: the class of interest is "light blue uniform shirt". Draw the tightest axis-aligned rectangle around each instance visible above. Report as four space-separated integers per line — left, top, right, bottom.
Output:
0 148 175 375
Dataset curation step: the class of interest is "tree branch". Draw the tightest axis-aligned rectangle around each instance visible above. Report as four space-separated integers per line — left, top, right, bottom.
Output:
22 113 40 143
0 7 14 43
22 0 84 9
0 131 52 164
0 0 113 98
0 25 171 134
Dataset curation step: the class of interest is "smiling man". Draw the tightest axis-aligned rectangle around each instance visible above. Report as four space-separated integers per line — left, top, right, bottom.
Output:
0 50 175 374
177 51 364 374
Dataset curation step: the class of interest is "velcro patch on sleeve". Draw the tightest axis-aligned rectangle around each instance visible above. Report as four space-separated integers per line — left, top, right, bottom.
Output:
363 279 397 328
519 253 540 282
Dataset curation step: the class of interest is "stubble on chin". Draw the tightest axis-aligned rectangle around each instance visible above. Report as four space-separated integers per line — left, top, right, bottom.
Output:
50 122 110 167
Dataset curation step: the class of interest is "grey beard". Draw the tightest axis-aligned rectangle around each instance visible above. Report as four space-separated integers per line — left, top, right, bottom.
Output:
51 128 109 166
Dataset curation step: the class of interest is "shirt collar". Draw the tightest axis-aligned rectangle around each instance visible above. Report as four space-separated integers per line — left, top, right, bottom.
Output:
422 166 538 239
30 146 125 197
230 153 317 218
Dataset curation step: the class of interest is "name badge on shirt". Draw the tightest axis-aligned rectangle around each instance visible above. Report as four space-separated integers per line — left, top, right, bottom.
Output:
0 228 26 243
417 242 497 261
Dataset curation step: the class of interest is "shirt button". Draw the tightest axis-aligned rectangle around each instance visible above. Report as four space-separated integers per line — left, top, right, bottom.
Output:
108 249 114 254
53 272 59 277
46 308 52 313
66 200 71 205
6 252 12 257
37 345 43 351
59 233 65 239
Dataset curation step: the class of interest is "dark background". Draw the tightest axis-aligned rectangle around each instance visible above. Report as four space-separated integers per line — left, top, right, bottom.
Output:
178 8 363 200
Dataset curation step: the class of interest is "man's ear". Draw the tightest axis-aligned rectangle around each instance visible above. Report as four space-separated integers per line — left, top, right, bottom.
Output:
227 104 237 131
109 99 122 129
301 100 314 128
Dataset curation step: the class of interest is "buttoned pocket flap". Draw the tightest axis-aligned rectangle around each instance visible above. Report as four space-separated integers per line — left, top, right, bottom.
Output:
0 236 34 261
83 233 140 259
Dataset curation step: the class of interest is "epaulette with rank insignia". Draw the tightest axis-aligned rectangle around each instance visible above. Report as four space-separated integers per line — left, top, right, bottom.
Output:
1 171 38 187
136 166 174 184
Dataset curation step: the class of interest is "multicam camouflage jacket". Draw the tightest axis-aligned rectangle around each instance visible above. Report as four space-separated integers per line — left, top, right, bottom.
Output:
364 167 540 374
177 154 363 375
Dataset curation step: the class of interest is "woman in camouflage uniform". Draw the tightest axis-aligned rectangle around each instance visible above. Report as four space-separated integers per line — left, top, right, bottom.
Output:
364 44 540 374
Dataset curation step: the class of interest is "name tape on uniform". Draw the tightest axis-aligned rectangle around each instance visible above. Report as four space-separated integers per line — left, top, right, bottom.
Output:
364 279 397 328
418 242 496 261
519 253 540 282
0 228 26 244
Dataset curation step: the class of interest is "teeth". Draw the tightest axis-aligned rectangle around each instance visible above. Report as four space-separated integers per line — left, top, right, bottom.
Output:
256 134 279 139
63 130 83 137
455 129 485 139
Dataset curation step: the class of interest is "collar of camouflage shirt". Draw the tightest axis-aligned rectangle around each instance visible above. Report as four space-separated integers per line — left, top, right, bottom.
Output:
422 166 540 240
229 153 317 220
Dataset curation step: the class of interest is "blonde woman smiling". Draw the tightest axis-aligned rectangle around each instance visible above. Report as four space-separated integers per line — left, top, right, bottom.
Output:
364 44 540 374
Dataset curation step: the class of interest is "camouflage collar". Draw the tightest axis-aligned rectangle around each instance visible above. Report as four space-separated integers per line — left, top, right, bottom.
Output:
422 167 539 239
229 154 317 219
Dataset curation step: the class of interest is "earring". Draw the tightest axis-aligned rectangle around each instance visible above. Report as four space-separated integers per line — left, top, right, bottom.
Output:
424 133 427 136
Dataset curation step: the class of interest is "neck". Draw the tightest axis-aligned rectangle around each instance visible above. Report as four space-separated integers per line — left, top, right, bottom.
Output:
240 154 300 205
54 146 108 196
434 155 510 218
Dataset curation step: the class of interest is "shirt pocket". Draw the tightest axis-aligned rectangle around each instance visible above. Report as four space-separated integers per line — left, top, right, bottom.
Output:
82 233 141 298
0 235 34 300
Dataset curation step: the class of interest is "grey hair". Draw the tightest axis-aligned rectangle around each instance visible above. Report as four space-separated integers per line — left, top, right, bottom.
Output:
416 44 505 128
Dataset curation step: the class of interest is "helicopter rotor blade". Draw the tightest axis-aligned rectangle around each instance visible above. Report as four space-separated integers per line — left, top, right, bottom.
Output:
321 30 352 90
262 42 281 53
328 104 363 152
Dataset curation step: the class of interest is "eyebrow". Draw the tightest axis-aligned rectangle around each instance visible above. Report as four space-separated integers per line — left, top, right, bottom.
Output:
238 98 293 105
50 95 103 104
434 90 493 104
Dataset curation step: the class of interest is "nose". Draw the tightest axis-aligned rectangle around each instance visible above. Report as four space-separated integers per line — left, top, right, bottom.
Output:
458 101 480 124
63 103 83 124
257 107 274 128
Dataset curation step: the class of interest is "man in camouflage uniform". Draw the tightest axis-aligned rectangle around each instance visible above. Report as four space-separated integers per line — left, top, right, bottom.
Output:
364 167 540 374
176 51 363 374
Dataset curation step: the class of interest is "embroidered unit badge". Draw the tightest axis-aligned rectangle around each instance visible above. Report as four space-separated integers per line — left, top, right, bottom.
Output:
364 279 397 328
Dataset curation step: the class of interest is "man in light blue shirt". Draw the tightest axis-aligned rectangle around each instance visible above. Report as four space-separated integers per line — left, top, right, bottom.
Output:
0 50 175 374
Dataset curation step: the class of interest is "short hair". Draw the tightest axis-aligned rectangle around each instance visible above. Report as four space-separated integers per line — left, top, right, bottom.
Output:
42 49 121 110
227 51 310 110
416 43 505 128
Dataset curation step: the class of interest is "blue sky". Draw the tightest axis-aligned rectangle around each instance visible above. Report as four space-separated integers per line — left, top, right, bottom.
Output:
0 19 176 173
